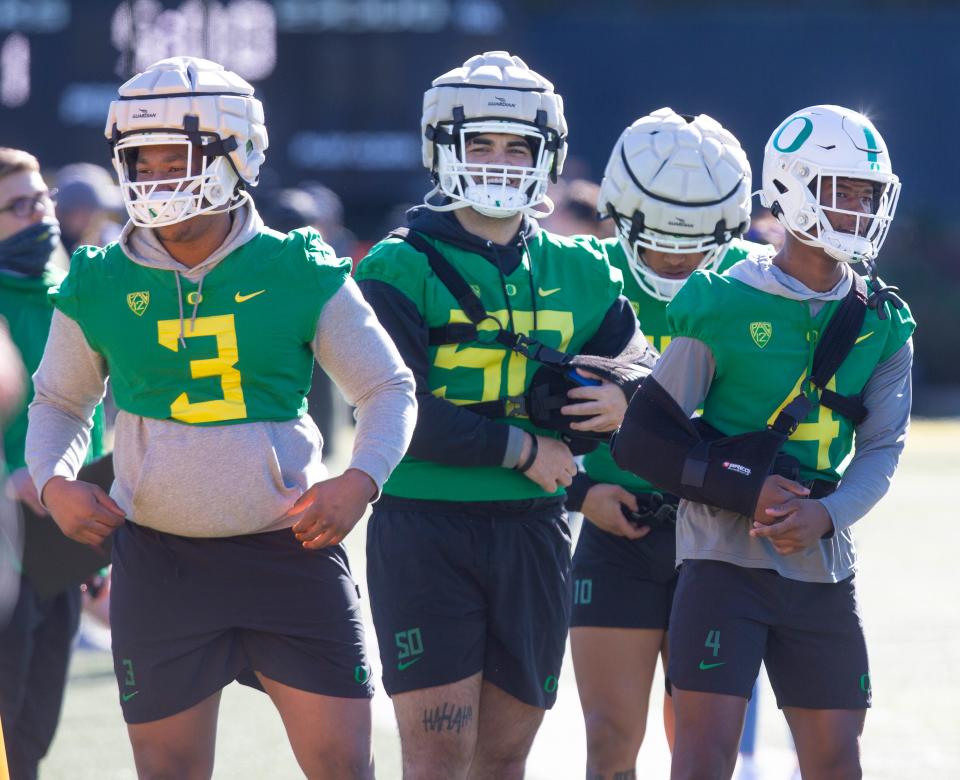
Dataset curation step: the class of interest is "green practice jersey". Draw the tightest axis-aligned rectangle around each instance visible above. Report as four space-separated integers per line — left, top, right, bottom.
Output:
668 269 915 483
354 229 624 501
582 239 770 492
50 228 349 426
1 264 104 470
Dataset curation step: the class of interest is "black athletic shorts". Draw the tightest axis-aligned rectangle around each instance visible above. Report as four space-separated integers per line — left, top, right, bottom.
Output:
667 560 871 710
110 521 373 724
366 496 571 710
570 519 677 630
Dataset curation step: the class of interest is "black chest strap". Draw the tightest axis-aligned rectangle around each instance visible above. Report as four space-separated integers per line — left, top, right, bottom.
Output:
389 228 486 345
770 273 870 435
388 227 572 367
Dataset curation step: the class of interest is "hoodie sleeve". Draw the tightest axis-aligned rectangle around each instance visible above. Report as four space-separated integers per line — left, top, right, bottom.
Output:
817 340 913 532
357 278 525 468
26 310 109 501
310 278 417 493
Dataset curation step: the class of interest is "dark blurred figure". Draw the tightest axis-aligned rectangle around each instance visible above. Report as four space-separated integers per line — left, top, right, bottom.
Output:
299 181 359 259
0 148 107 780
540 178 615 239
54 163 122 254
0 318 25 780
1 319 26 629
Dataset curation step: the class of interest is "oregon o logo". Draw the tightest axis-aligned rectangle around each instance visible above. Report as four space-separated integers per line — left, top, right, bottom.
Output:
186 291 203 305
543 675 558 693
773 116 814 153
354 665 370 684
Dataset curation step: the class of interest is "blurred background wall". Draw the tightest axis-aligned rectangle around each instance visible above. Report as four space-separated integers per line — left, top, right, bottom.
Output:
1 0 956 402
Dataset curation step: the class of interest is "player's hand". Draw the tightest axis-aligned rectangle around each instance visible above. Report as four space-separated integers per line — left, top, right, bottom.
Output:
285 468 377 550
521 435 576 493
42 476 125 546
560 370 628 433
753 474 809 525
582 483 650 540
5 467 46 517
750 498 834 555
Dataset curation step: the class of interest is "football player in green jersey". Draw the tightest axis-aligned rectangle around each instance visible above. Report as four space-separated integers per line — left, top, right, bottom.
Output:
25 57 416 779
613 105 914 779
566 109 768 779
354 51 649 779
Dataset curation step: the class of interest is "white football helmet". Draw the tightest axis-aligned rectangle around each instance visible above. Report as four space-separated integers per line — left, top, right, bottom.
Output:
421 51 567 219
105 56 268 228
760 105 899 263
598 108 752 301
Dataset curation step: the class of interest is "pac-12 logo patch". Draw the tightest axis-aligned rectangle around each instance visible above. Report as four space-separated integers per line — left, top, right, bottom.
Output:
749 321 772 349
127 291 150 316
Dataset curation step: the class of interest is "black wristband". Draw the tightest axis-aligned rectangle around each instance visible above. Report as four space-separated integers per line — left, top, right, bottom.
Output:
564 471 594 513
515 434 539 473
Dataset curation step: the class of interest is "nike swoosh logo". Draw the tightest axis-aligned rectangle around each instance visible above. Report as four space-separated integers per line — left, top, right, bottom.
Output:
699 661 725 670
121 691 140 702
397 657 423 671
855 331 874 345
235 290 266 303
538 287 561 297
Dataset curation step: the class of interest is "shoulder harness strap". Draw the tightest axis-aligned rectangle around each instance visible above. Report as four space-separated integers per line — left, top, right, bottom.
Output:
770 273 870 434
388 228 486 345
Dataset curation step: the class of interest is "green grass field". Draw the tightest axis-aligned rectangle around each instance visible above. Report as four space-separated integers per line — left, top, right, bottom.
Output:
40 419 960 778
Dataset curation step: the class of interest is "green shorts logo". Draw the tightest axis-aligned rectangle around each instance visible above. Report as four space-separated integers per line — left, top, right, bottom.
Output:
395 627 424 671
543 675 558 693
354 665 370 684
859 672 871 693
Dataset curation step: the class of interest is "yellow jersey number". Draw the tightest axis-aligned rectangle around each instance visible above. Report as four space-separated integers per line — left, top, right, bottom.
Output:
766 371 841 471
432 308 575 406
157 314 248 423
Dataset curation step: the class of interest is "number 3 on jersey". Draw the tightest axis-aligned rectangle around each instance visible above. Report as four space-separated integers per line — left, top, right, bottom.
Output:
157 314 248 423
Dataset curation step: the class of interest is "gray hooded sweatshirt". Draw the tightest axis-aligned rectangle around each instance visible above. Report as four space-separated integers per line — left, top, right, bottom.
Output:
26 201 417 537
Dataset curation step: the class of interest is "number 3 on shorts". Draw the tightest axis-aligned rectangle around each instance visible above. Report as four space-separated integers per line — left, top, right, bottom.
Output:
157 314 248 423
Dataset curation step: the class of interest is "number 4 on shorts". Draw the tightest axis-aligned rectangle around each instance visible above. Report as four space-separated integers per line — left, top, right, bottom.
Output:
704 629 721 658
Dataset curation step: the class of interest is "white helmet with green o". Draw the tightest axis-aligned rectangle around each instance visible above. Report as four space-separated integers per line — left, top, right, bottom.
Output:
760 105 900 263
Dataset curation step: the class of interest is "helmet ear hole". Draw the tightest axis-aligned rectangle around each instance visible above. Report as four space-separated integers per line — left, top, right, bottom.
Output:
773 179 788 194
